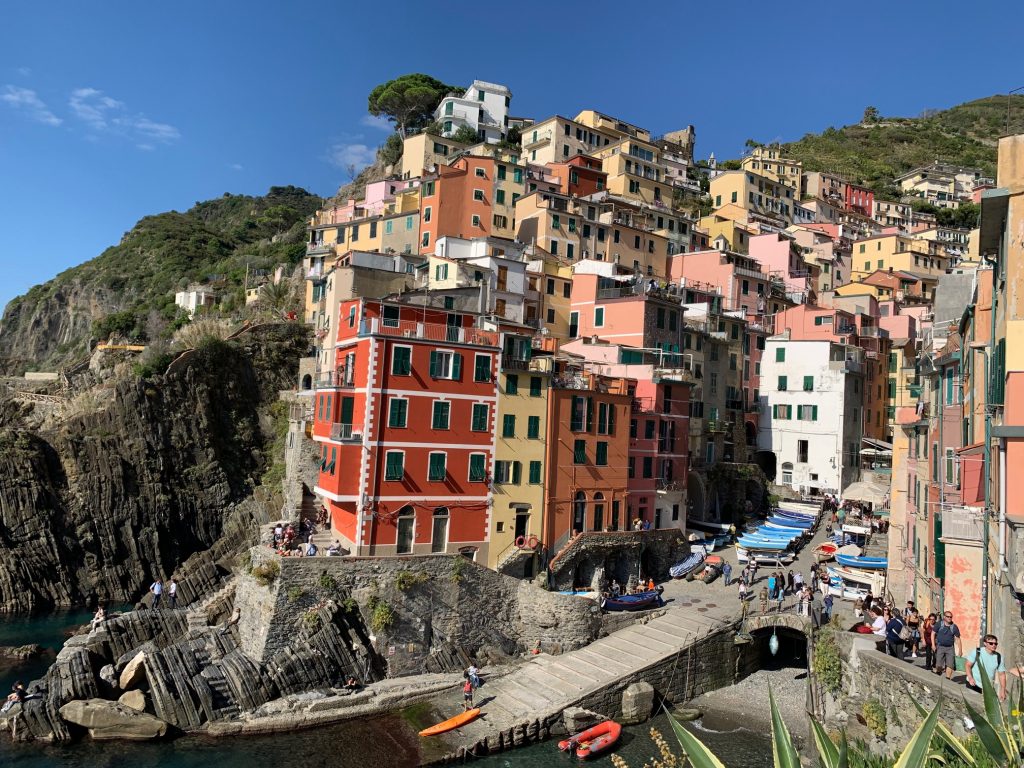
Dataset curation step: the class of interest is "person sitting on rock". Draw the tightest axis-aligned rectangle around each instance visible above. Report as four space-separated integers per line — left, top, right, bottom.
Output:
1 681 26 713
327 541 342 556
90 605 107 631
343 676 361 691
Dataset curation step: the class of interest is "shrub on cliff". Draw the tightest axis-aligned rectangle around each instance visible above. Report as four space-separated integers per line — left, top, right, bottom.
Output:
250 560 280 586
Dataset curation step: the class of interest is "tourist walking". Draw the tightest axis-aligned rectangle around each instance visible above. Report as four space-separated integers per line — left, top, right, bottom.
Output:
462 676 474 711
922 613 937 670
932 611 962 679
786 570 795 594
822 593 834 624
759 585 768 614
149 579 163 609
904 603 921 658
810 590 823 628
767 572 777 600
793 571 804 593
167 579 178 609
885 610 907 658
965 634 1007 700
722 561 732 586
467 664 481 688
776 587 785 613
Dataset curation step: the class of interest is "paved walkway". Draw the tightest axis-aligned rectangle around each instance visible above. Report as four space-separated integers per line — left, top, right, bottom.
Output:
437 608 722 751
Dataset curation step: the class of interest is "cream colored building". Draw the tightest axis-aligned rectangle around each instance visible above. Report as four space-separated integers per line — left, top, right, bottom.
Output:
709 170 796 225
741 146 802 190
400 132 471 180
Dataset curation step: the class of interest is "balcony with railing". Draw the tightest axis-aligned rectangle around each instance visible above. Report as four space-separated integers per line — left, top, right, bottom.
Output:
329 423 362 441
828 358 863 374
358 317 499 347
656 478 682 492
552 371 629 394
523 129 553 148
307 241 334 256
315 366 355 389
653 366 694 384
941 506 982 542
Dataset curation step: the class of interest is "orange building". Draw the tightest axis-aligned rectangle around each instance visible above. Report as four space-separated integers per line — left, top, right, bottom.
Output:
544 362 632 551
419 155 524 252
312 299 500 559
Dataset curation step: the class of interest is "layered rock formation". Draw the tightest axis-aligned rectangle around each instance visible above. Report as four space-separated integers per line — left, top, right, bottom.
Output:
0 324 309 613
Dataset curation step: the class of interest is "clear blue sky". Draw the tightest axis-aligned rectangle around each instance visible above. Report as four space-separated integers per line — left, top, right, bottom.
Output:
0 1 1019 313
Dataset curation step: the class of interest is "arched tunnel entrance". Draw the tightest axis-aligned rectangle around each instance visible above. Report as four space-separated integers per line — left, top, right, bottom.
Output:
737 624 809 680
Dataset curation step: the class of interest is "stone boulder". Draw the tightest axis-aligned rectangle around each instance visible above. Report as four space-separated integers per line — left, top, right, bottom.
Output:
0 643 44 660
620 681 655 725
99 664 117 689
119 652 147 690
118 690 147 712
563 706 605 733
59 699 168 740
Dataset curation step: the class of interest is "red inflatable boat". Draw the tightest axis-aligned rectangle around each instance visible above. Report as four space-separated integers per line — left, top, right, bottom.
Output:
558 720 622 759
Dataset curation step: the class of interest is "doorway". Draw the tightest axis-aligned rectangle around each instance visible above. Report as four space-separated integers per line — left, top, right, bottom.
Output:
431 507 449 553
396 506 415 554
514 511 529 540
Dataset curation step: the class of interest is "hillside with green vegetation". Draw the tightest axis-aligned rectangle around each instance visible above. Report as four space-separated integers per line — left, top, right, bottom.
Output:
766 95 1024 198
0 186 322 372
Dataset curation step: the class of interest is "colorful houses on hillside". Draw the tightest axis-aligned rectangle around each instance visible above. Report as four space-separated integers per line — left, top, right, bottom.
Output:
291 80 1011 636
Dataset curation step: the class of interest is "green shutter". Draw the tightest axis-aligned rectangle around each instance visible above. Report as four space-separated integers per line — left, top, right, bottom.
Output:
607 405 616 435
596 441 608 465
787 405 793 419
530 376 542 397
529 460 542 484
502 414 516 437
586 397 594 431
778 375 787 390
452 353 462 380
511 461 522 484
574 439 586 464
812 405 818 421
803 375 813 391
340 397 354 425
429 351 440 378
475 355 490 382
472 404 488 431
469 454 486 481
506 374 518 394
776 347 785 362
385 452 404 481
429 453 446 481
389 399 407 428
797 405 803 420
528 415 540 438
432 401 449 429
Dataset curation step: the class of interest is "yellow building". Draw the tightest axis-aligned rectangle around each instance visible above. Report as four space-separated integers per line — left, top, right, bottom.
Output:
525 251 573 339
698 207 759 254
591 138 672 207
709 170 796 224
489 345 551 575
740 145 802 189
574 110 651 142
400 132 471 179
520 115 618 166
850 233 948 292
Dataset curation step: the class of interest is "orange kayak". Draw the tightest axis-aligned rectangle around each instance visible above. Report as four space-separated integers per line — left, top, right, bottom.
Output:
419 708 481 736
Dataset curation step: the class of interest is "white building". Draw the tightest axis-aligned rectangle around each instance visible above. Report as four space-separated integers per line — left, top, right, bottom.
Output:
423 236 528 323
434 80 511 145
174 285 217 317
758 337 865 496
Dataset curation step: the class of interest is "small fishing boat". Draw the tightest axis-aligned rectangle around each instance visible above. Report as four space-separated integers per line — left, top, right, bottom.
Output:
688 531 716 552
737 548 795 565
601 587 664 612
812 542 837 562
713 533 731 548
699 555 723 584
687 518 734 535
835 554 887 570
419 708 481 736
669 549 706 579
558 720 622 759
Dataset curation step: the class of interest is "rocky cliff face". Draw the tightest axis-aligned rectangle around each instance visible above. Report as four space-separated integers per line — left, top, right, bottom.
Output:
0 324 309 613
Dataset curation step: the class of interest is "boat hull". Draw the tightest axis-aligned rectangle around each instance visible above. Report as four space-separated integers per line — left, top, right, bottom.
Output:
420 708 481 736
559 720 622 759
602 588 664 612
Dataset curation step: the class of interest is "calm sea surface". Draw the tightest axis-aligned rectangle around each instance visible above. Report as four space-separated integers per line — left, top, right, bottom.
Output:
0 614 772 767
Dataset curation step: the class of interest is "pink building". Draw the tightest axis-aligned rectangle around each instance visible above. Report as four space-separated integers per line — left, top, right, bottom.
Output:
747 232 816 303
314 179 416 224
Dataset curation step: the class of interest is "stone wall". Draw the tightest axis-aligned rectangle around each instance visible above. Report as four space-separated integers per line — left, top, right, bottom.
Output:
547 529 689 591
826 632 983 748
240 549 601 674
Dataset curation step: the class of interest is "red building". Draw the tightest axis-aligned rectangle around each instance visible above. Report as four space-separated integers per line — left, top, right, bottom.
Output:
312 299 500 558
845 182 875 218
546 155 608 198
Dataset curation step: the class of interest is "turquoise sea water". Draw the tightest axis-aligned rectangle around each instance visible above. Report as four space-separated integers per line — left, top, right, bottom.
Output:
0 614 772 767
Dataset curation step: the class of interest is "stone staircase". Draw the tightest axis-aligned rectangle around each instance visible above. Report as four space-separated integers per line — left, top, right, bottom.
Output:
185 576 238 633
